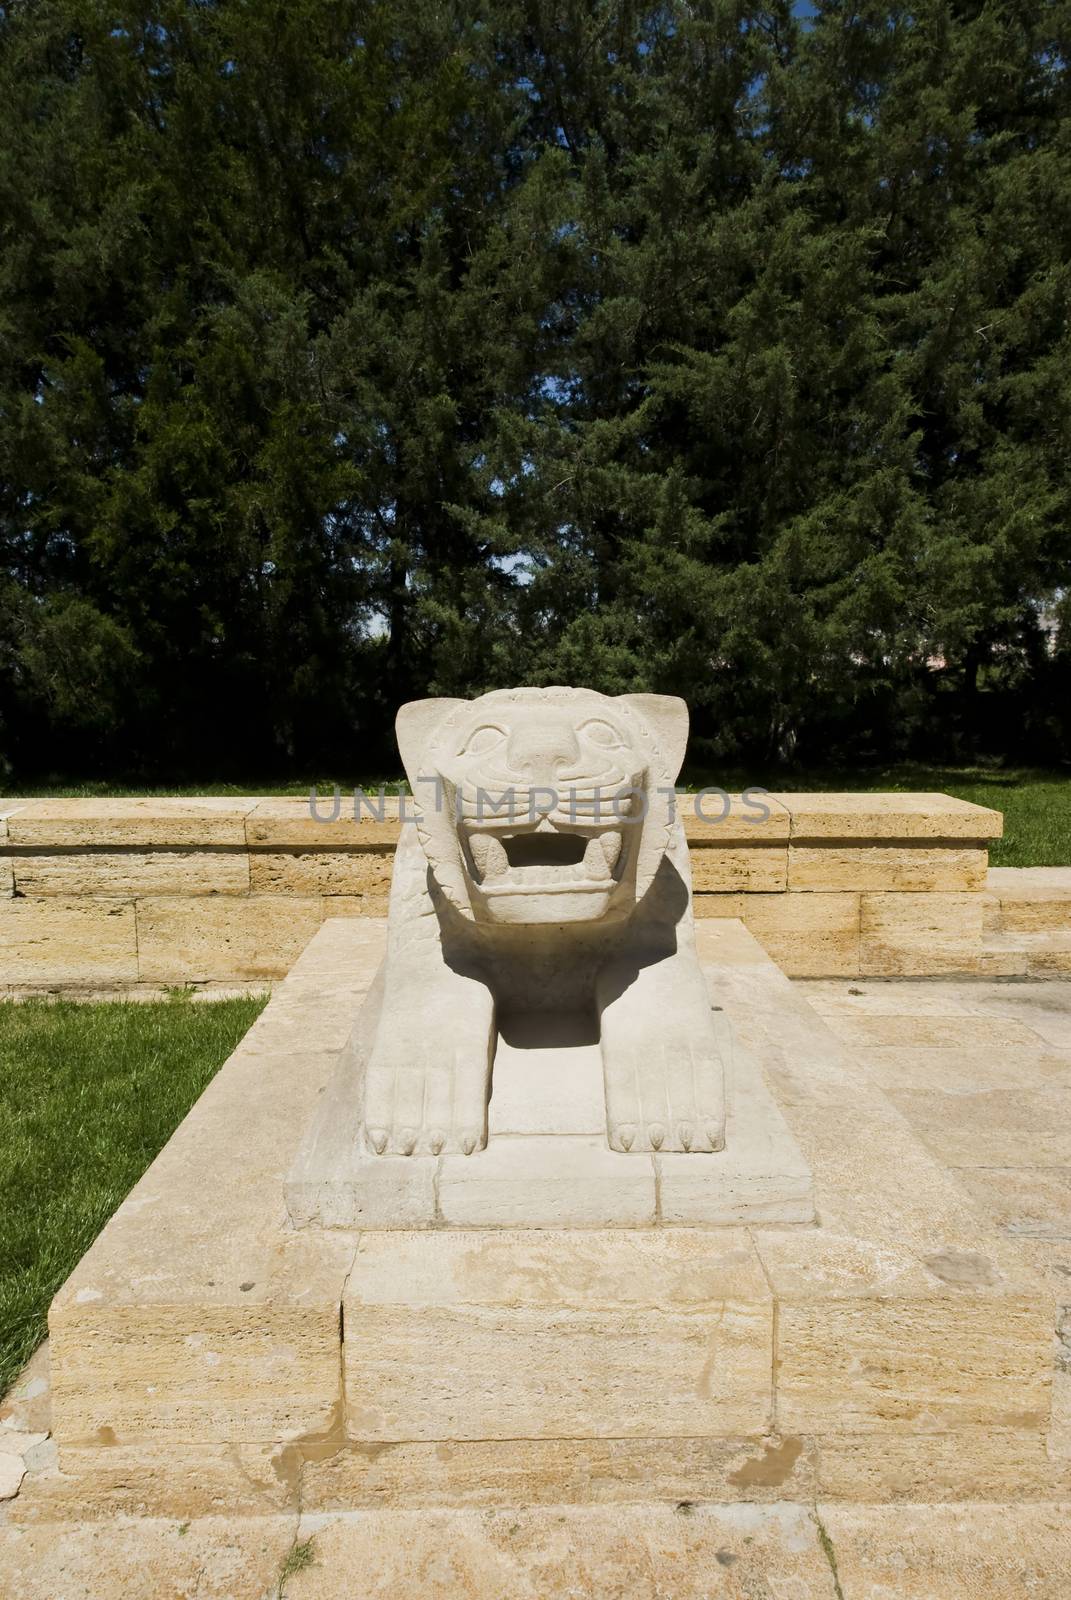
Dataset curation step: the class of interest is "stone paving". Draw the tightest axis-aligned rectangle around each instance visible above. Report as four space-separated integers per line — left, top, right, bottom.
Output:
798 974 1071 1468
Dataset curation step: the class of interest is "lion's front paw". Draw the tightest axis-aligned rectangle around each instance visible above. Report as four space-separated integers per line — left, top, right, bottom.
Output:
604 1041 725 1154
363 1045 490 1157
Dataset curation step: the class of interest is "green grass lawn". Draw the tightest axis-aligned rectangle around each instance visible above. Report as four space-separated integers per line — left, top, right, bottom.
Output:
5 764 1070 866
0 994 266 1396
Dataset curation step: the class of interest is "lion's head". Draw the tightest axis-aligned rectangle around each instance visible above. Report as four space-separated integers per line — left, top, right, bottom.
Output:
396 687 688 926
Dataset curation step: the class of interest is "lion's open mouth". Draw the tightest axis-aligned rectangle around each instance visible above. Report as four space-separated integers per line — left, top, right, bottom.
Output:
465 827 624 895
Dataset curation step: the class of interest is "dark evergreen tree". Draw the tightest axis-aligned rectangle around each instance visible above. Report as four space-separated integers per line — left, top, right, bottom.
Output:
1 0 1068 778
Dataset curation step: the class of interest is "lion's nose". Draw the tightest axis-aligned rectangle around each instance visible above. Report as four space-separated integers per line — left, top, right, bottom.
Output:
506 724 580 780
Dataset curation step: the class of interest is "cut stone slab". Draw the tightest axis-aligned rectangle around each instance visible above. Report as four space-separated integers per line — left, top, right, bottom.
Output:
245 794 405 847
134 893 324 983
286 996 815 1229
301 1433 818 1510
343 1229 774 1442
818 1502 1071 1600
788 844 987 893
859 891 987 976
951 1167 1071 1239
0 1505 840 1600
690 842 788 892
12 849 250 898
692 890 861 975
248 847 394 897
0 1513 296 1600
989 866 1071 931
4 796 259 847
0 898 139 986
769 790 1003 840
682 791 792 841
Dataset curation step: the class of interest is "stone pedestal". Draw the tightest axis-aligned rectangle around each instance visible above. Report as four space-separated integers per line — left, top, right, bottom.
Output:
287 1001 814 1229
39 918 1059 1517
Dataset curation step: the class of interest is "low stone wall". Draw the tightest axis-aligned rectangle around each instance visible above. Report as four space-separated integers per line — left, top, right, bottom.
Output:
0 791 1030 986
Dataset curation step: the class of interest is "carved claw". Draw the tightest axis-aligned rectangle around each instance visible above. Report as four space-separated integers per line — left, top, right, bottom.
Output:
367 1127 388 1155
647 1122 666 1150
428 1129 445 1155
616 1123 636 1152
396 1127 418 1156
678 1122 694 1151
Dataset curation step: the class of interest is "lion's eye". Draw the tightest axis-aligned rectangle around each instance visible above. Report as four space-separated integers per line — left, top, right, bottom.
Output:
459 724 506 758
580 718 625 749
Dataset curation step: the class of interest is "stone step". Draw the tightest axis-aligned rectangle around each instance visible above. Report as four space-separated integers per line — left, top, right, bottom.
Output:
1016 930 1071 977
974 934 1030 977
988 867 1071 933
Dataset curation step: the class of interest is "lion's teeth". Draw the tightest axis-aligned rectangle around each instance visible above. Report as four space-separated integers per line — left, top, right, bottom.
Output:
468 833 508 880
599 831 623 870
584 836 611 880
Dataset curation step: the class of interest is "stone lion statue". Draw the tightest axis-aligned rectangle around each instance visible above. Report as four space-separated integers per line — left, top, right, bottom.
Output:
362 686 725 1158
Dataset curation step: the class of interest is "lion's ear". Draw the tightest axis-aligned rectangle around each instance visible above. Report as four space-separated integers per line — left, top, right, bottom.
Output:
395 698 465 791
617 694 690 782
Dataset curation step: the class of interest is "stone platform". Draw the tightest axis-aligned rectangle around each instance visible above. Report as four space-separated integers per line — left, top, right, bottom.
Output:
287 993 815 1229
31 916 1062 1518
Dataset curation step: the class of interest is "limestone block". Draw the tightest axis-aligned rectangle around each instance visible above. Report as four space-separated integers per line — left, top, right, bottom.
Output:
288 1145 438 1230
1021 931 1071 976
302 1433 817 1509
776 1291 1052 1435
681 791 791 842
946 1167 1071 1241
13 850 249 897
689 844 788 892
0 897 138 985
788 844 987 893
320 894 389 917
8 1442 297 1522
657 1027 814 1225
693 892 860 977
852 1045 1071 1095
769 790 1003 841
818 1503 1071 1600
248 848 393 897
0 810 12 896
279 1504 839 1600
5 797 258 847
488 1015 606 1136
438 1136 656 1227
973 935 1030 976
0 1512 296 1600
246 796 405 848
49 1262 347 1444
135 894 323 982
343 1230 774 1441
818 1010 1043 1050
885 1084 1071 1168
859 891 985 976
965 984 1071 1051
989 866 1071 931
816 1427 1071 1501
